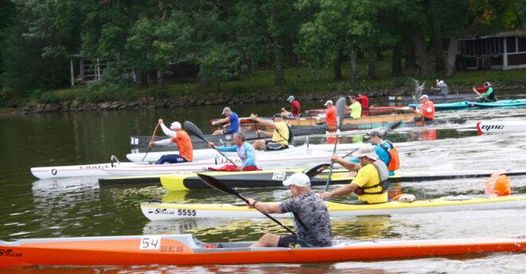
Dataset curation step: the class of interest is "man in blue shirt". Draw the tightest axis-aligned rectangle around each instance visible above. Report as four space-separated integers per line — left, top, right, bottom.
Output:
212 106 240 135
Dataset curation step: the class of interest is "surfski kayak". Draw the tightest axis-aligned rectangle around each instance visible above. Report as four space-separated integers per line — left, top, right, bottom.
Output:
410 99 526 111
141 194 526 221
1 234 525 268
477 120 526 134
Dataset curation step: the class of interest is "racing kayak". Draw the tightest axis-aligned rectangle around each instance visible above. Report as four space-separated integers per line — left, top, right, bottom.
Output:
477 120 526 134
141 194 526 221
1 234 525 268
30 160 137 179
286 113 416 127
410 99 526 111
409 101 471 111
153 169 526 191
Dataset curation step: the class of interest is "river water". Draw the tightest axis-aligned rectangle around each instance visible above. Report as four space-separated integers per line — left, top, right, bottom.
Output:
1 99 526 273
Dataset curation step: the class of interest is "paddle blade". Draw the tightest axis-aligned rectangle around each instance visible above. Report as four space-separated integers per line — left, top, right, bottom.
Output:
304 163 330 178
197 173 245 200
183 121 208 142
335 97 347 129
386 121 403 132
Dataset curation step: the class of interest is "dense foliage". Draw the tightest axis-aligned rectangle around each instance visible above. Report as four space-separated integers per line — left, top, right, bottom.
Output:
0 0 524 105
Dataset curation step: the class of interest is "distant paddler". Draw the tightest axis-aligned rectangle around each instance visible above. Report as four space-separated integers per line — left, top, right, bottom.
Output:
432 79 449 96
348 96 362 119
320 144 390 204
211 106 240 135
208 132 259 171
247 172 332 248
473 81 497 102
149 119 193 164
414 94 435 122
281 95 301 118
250 113 291 151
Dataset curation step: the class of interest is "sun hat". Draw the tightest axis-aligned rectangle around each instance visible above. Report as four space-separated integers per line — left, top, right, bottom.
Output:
221 107 231 115
353 144 379 161
324 100 334 106
170 121 181 129
282 173 311 187
287 95 294 102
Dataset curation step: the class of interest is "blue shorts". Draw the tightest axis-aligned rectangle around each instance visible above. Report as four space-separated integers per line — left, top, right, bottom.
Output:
155 154 189 165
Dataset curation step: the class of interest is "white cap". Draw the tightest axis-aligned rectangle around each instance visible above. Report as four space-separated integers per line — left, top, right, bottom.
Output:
324 100 334 106
170 121 181 129
287 95 294 102
353 144 378 161
221 107 231 115
437 80 444 85
283 173 311 187
419 94 429 100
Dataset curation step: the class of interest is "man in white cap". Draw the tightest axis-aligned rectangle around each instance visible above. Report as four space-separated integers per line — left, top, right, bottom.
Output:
247 172 332 248
432 79 449 96
324 99 337 132
320 144 389 204
282 95 301 118
415 94 435 122
149 118 193 164
211 106 240 135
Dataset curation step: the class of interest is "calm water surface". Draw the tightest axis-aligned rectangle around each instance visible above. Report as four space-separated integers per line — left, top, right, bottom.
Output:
1 100 526 273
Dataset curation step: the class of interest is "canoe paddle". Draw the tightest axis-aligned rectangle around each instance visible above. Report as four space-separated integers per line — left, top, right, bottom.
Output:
324 97 347 191
197 173 297 235
183 120 238 167
141 122 161 162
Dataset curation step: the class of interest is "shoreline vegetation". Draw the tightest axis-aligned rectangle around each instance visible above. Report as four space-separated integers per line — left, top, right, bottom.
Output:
2 67 525 115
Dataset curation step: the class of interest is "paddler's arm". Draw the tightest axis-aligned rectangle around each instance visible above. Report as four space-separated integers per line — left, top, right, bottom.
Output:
211 117 229 126
247 198 282 214
319 183 360 200
250 113 275 129
158 119 176 138
243 143 257 167
331 154 361 171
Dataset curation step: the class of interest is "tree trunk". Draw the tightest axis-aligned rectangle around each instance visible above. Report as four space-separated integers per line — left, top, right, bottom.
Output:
391 44 403 76
366 48 376 79
156 69 164 87
333 50 343 81
350 42 359 82
273 38 286 85
136 70 148 88
410 30 434 77
446 38 459 77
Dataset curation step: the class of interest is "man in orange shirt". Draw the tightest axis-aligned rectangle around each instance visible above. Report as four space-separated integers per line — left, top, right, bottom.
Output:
416 94 435 122
324 100 337 132
149 119 193 164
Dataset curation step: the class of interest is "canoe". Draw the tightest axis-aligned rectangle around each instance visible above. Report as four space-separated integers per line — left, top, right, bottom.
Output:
477 121 526 134
141 194 526 221
114 168 526 191
389 93 478 103
1 234 525 268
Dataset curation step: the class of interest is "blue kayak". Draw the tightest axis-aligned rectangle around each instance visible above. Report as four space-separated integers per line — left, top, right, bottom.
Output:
410 99 526 110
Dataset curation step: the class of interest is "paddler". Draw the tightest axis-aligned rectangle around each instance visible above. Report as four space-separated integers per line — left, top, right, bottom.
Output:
354 92 369 115
324 100 337 132
211 107 240 135
281 95 301 118
415 94 435 122
250 113 291 151
208 132 259 171
149 119 193 164
320 144 389 204
247 172 332 247
473 81 497 102
348 96 362 119
432 79 449 96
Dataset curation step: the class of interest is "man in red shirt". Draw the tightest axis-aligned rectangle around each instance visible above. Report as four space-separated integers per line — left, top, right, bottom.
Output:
416 94 435 122
354 93 369 115
286 95 301 118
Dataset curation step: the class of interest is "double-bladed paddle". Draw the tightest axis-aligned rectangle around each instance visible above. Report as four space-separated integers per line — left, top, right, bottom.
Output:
196 163 331 235
183 120 238 167
324 97 347 191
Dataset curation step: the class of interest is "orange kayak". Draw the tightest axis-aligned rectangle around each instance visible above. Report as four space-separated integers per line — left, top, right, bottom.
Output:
1 234 526 268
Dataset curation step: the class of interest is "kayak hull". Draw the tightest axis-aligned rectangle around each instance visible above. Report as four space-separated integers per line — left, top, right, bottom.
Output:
1 234 525 268
141 195 526 221
477 120 526 134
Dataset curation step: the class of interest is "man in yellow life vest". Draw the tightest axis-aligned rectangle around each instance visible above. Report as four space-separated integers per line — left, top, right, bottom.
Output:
320 144 389 204
251 113 291 151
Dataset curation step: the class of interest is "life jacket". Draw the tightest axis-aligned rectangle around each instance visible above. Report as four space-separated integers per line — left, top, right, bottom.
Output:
379 141 400 171
354 161 390 195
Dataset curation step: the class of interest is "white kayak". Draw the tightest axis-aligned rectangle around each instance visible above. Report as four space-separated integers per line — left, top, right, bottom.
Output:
126 143 360 163
30 161 138 179
476 120 526 134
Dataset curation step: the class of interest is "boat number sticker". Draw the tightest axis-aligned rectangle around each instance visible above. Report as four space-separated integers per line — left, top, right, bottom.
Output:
272 171 286 181
51 169 58 176
178 209 197 216
140 236 162 250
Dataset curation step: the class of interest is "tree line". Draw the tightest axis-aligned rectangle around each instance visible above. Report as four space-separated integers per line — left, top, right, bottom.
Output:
0 0 524 104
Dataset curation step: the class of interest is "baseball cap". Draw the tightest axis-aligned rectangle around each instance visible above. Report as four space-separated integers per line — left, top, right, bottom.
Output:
324 100 334 106
170 121 181 129
353 144 379 161
287 95 294 102
282 173 311 187
221 107 231 115
419 94 429 100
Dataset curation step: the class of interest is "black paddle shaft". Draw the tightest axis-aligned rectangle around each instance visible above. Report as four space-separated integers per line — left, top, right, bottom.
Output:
197 173 297 236
183 120 238 167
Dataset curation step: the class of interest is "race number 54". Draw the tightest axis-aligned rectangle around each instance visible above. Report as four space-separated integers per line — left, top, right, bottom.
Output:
140 236 161 250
